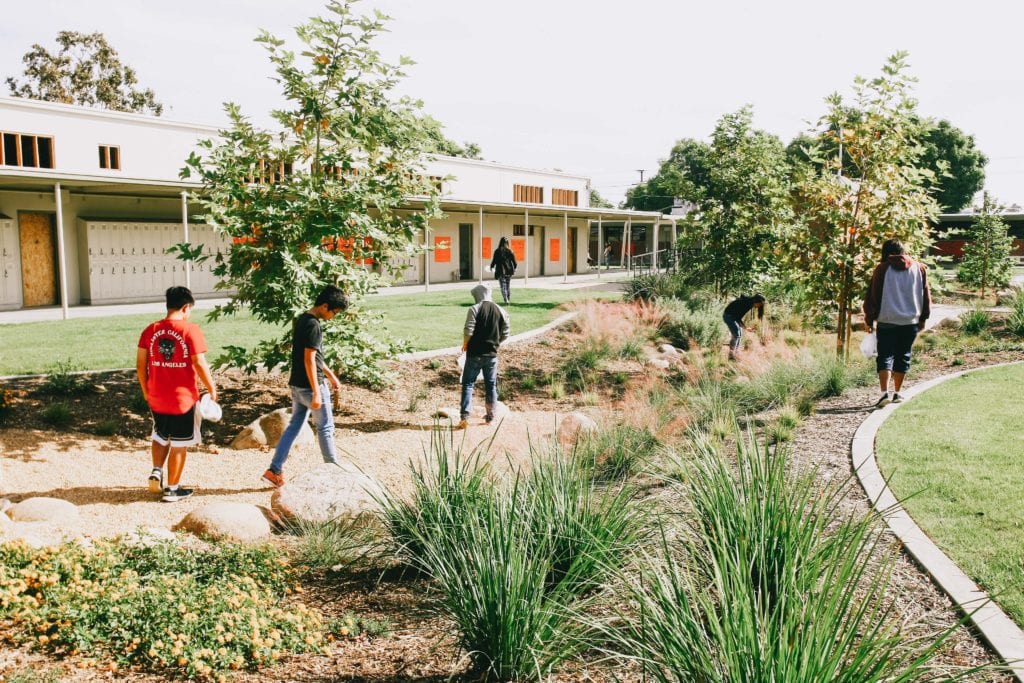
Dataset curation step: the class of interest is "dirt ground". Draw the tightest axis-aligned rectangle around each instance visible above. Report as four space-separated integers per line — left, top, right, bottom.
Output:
0 315 1020 680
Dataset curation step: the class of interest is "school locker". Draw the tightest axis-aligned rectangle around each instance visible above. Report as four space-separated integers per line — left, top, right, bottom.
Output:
0 219 22 307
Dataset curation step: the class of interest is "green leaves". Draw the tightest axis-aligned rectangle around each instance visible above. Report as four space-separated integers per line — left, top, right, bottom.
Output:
958 193 1014 297
182 0 442 386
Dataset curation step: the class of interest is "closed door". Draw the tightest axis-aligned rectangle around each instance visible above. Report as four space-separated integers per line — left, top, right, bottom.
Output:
19 212 57 307
458 223 473 280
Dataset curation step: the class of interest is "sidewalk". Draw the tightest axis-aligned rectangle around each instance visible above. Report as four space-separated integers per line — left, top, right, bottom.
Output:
0 270 630 324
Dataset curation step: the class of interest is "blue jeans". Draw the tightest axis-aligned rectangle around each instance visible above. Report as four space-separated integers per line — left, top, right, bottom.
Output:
460 355 498 420
268 382 338 474
723 313 742 351
876 323 919 374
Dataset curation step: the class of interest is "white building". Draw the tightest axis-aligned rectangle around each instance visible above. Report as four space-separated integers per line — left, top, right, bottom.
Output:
0 96 673 312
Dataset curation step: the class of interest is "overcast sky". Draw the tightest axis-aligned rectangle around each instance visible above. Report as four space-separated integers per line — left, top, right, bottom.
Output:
3 0 1023 207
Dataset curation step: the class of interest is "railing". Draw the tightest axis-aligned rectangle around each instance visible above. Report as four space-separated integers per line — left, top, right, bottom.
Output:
628 248 681 274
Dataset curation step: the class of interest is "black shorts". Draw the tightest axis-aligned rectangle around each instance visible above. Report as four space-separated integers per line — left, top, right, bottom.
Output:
151 405 201 447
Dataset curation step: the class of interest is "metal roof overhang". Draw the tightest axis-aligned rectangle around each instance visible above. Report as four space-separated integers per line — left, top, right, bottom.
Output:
406 196 672 223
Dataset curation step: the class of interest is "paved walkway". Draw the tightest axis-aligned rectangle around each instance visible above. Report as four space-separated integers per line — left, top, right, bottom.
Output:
0 271 629 325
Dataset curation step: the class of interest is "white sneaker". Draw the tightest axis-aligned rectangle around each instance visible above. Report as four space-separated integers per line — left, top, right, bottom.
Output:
148 469 163 494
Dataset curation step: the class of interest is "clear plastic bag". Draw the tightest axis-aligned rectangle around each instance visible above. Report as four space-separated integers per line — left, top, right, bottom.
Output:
860 332 878 359
457 353 466 370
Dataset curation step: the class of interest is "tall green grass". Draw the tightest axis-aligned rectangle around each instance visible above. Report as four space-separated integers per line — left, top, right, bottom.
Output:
601 430 982 681
657 297 724 351
379 435 643 680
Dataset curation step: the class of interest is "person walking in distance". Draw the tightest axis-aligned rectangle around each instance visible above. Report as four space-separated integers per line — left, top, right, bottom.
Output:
722 294 766 360
458 284 510 429
137 286 217 503
863 238 931 407
489 236 517 305
261 285 349 488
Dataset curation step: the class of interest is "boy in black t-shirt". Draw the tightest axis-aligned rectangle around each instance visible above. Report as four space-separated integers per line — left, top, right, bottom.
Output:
262 286 349 488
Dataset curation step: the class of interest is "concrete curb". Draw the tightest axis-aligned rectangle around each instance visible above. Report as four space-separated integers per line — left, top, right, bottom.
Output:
396 310 579 362
852 362 1024 680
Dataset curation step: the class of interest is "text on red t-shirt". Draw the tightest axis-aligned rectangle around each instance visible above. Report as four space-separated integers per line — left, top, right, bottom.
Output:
138 318 208 415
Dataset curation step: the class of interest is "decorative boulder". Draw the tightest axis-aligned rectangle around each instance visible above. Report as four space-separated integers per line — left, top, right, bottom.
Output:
658 343 680 356
271 463 385 524
432 407 461 420
232 408 314 450
0 520 83 548
648 357 671 370
557 412 599 446
173 503 273 542
8 497 80 526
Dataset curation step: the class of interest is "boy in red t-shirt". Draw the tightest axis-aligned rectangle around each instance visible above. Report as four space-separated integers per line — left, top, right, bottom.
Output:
136 286 217 502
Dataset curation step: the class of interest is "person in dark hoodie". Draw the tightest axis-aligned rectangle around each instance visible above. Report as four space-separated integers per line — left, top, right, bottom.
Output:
863 238 932 407
723 294 766 360
458 283 511 429
489 236 518 304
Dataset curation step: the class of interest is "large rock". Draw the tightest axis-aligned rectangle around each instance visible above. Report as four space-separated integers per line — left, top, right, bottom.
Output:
658 343 680 356
0 519 83 548
232 408 314 450
173 502 273 542
271 463 385 524
8 497 80 526
557 412 599 446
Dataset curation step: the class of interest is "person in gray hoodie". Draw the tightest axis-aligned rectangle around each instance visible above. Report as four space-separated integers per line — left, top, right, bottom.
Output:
863 238 932 407
458 284 511 429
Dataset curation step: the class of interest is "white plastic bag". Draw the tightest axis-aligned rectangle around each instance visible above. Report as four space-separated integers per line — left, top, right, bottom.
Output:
457 353 466 370
198 393 222 422
859 332 878 359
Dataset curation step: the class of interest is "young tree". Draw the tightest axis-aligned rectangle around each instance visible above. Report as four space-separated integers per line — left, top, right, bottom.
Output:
787 52 939 358
919 119 987 212
588 189 614 208
958 193 1014 298
6 31 163 115
181 1 442 386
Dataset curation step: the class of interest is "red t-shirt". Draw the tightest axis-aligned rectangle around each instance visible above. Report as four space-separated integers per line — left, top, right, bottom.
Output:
138 319 208 415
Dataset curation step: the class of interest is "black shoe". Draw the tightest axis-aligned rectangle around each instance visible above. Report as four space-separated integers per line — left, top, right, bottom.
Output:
162 487 194 503
485 414 494 424
892 393 904 404
875 392 891 408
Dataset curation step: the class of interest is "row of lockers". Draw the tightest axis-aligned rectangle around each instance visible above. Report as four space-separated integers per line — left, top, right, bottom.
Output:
0 220 23 307
82 221 232 303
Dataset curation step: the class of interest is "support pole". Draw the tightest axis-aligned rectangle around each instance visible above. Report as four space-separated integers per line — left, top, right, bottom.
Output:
653 221 660 271
53 183 69 320
671 219 678 271
478 205 484 283
619 219 628 269
423 226 430 292
597 215 603 279
524 208 529 285
562 211 568 283
181 191 191 289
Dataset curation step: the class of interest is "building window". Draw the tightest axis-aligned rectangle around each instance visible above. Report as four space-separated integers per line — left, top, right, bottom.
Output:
98 145 120 170
1 132 55 169
246 159 293 184
552 188 578 207
513 184 543 204
512 224 537 237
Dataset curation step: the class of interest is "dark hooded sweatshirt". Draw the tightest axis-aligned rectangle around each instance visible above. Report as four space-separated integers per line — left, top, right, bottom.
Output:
863 254 932 328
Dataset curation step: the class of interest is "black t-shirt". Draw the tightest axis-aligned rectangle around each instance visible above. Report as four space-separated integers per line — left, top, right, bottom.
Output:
288 312 325 388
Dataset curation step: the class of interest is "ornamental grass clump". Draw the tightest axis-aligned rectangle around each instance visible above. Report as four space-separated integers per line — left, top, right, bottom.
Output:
381 437 643 680
0 539 330 679
601 431 978 682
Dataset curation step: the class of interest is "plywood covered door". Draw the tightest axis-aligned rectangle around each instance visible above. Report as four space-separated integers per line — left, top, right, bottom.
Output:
568 227 578 274
19 212 57 307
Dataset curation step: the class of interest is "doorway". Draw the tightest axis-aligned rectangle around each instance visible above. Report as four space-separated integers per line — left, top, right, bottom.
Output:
19 212 58 307
458 223 473 280
568 226 578 274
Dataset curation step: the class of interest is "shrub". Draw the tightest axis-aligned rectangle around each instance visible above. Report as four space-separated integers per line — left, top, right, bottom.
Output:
93 419 119 436
547 377 566 399
519 373 538 391
0 539 328 678
623 271 692 302
576 424 658 482
381 440 643 680
657 298 724 351
767 420 794 443
40 360 90 395
602 433 976 681
41 403 73 428
329 612 392 639
561 339 612 392
405 389 428 413
960 307 990 335
618 336 646 361
288 516 383 572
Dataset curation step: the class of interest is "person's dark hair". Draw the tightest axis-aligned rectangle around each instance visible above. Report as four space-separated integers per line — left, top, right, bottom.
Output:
882 238 905 260
315 285 349 312
752 293 766 320
166 286 195 311
498 236 510 250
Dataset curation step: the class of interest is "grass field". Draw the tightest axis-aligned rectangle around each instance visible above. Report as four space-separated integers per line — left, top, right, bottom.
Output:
875 363 1024 626
0 288 613 375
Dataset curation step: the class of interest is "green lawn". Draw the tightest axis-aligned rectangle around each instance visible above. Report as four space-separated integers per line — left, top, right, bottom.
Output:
875 363 1024 626
0 288 612 375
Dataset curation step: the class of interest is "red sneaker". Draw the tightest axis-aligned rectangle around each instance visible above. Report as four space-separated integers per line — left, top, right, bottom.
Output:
261 469 285 488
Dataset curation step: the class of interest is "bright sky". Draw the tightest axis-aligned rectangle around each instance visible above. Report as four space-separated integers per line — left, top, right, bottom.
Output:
3 0 1023 207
